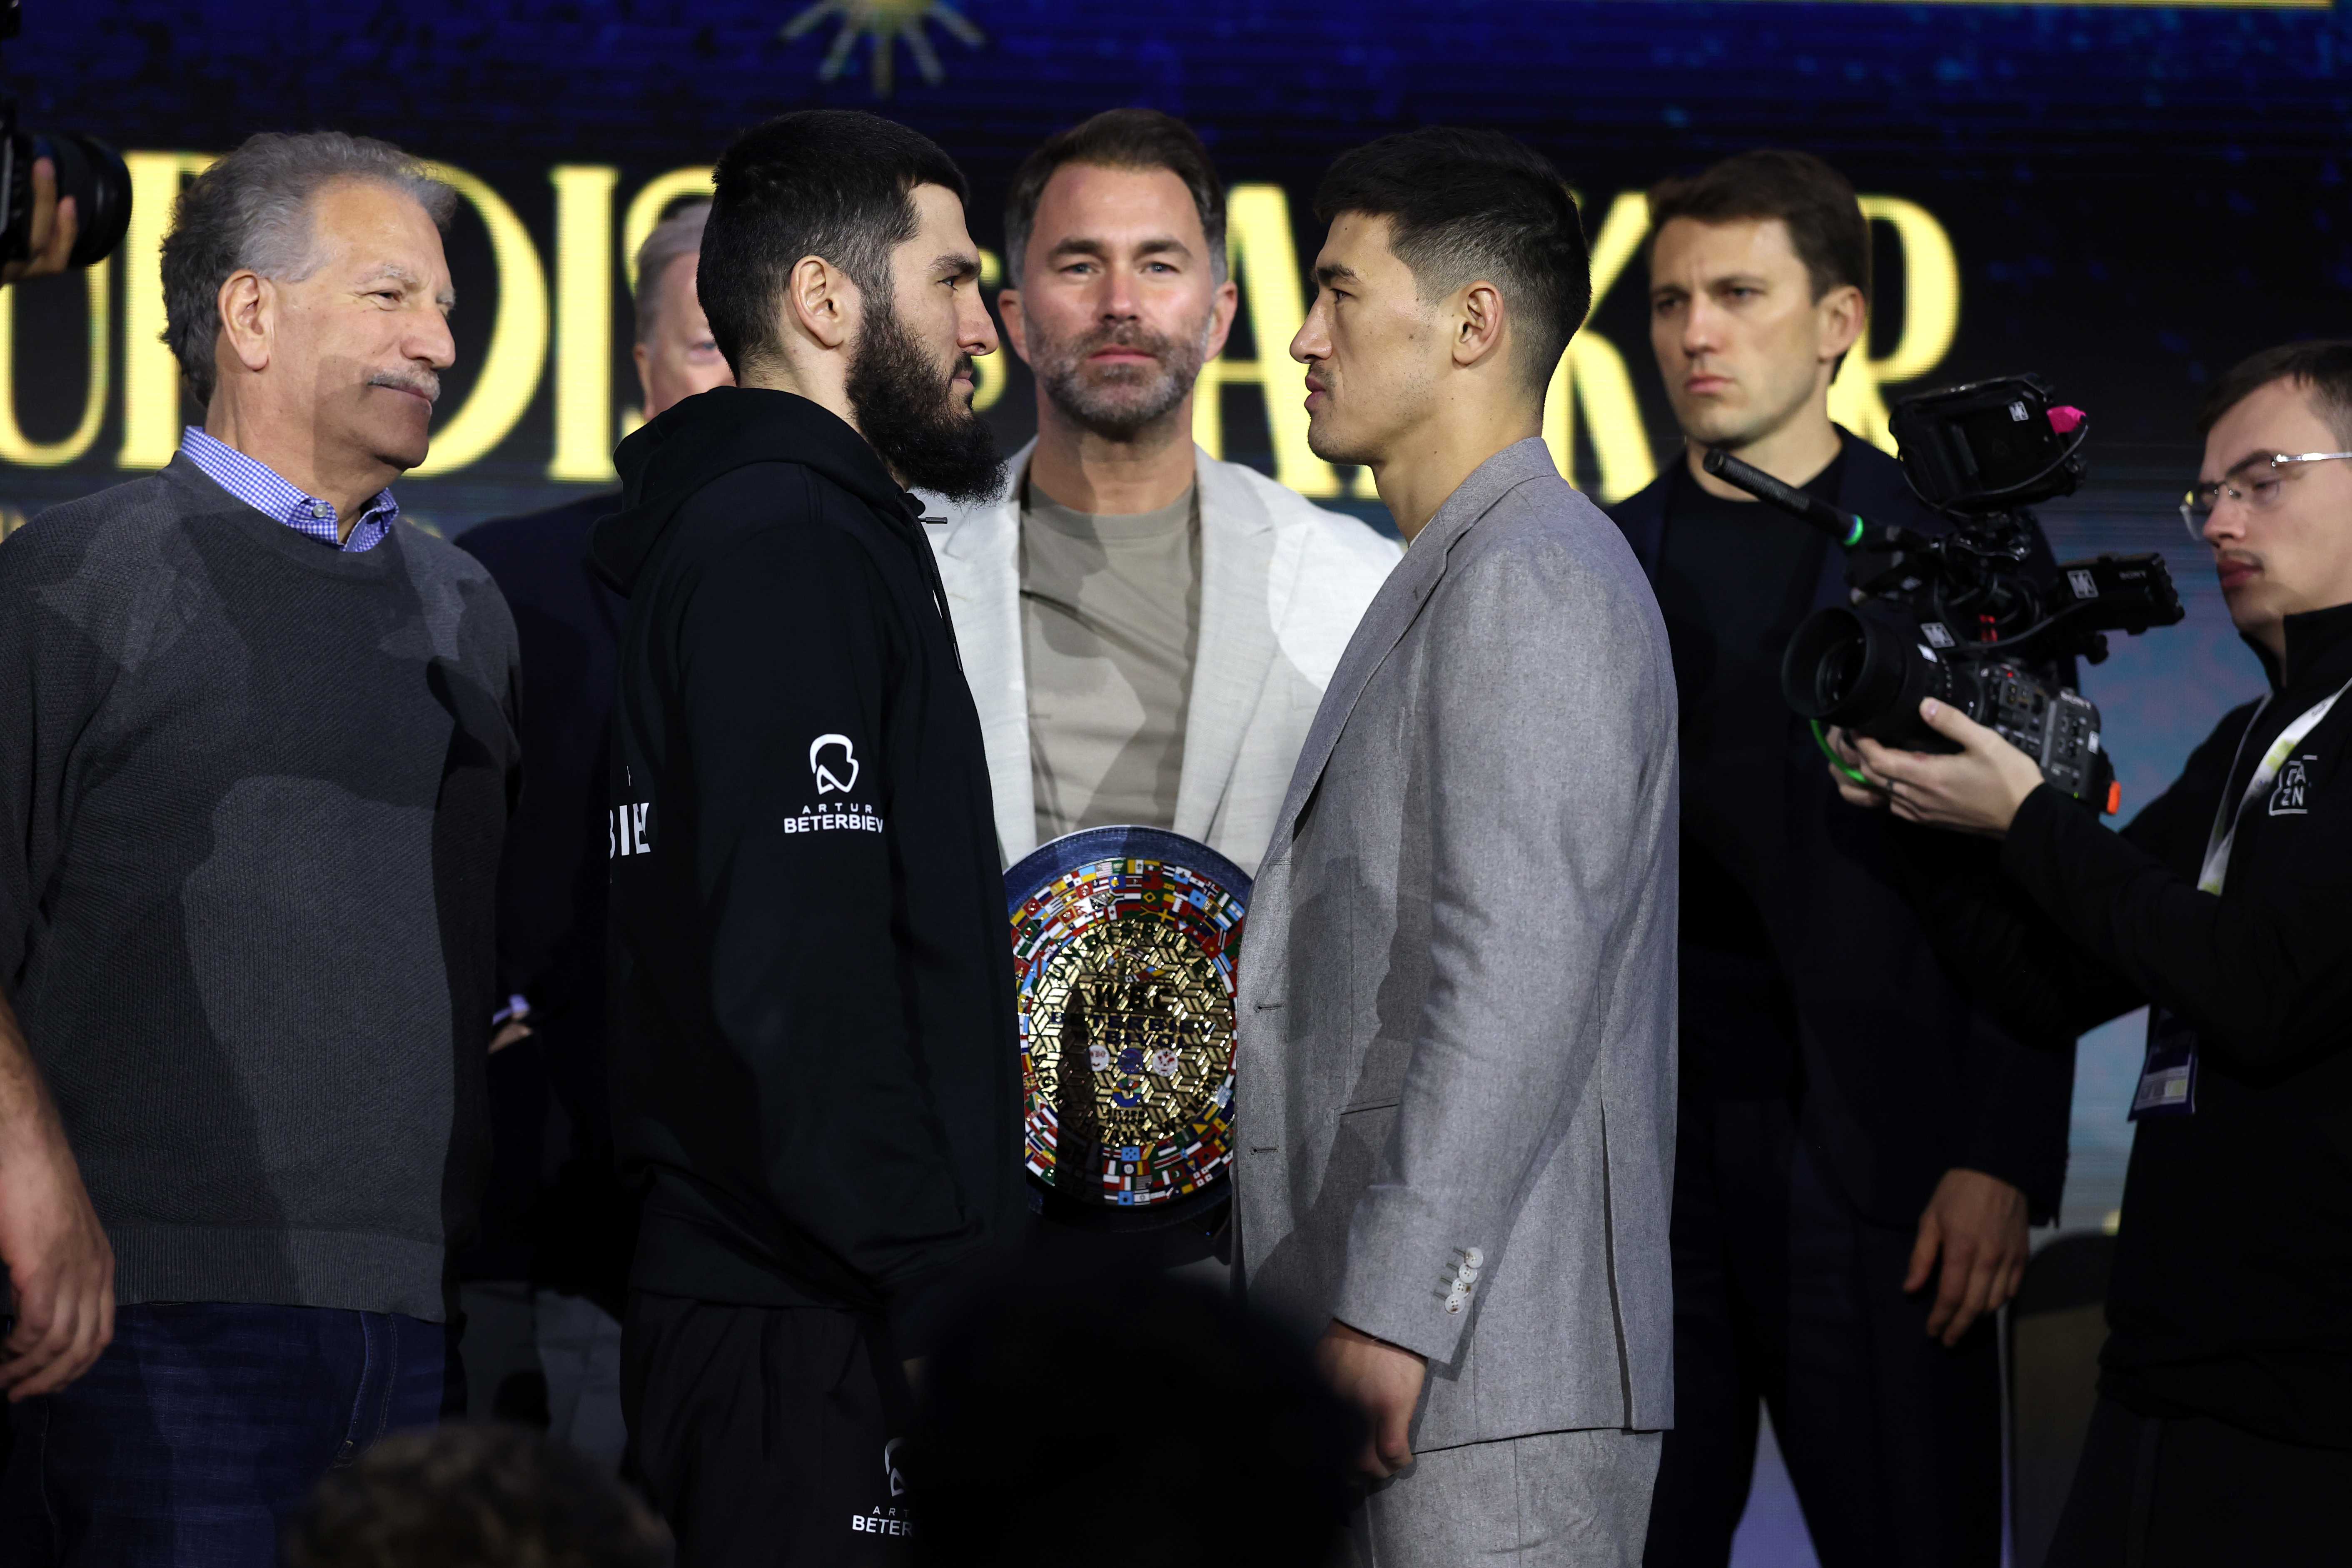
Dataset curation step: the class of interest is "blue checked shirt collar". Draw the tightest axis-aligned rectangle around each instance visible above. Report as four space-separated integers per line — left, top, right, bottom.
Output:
180 426 401 553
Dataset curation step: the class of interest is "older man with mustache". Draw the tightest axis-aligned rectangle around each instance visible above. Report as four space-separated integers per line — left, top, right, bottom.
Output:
0 131 519 1565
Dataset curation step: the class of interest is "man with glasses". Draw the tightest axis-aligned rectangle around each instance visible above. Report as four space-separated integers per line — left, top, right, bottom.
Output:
1829 340 2352 1562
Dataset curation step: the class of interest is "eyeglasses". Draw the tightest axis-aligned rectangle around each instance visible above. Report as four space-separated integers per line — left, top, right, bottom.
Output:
2181 451 2352 541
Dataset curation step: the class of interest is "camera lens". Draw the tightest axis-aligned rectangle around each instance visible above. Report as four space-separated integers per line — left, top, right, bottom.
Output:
37 133 132 268
1781 606 1940 747
5 129 132 269
1813 628 1866 713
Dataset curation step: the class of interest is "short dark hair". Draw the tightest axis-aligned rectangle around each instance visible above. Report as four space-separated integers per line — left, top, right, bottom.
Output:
283 1423 673 1568
699 110 969 377
1313 127 1591 393
1002 108 1227 287
1646 149 1871 307
2197 340 2352 445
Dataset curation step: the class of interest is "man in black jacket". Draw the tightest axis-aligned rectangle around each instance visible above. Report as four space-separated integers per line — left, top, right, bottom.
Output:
450 199 731 1464
1607 151 2073 1567
1840 340 2352 1564
586 111 1020 1566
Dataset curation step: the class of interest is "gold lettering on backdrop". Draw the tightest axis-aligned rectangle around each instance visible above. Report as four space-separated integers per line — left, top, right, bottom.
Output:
0 259 111 466
548 165 619 481
118 151 217 469
412 162 548 478
0 159 1958 489
616 166 716 441
1828 196 1961 453
1192 183 1354 499
1545 191 1656 503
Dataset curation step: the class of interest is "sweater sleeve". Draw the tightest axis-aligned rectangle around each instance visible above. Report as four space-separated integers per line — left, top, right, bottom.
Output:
671 506 983 1353
0 518 113 992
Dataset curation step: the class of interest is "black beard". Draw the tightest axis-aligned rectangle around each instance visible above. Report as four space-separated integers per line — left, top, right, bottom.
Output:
846 298 1006 504
1033 318 1208 441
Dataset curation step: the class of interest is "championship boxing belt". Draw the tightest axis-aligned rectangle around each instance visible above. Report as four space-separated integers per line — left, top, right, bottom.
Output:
1004 826 1251 1228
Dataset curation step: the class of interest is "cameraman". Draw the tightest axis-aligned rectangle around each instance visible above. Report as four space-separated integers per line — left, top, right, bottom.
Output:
1836 342 2352 1561
1609 150 2074 1568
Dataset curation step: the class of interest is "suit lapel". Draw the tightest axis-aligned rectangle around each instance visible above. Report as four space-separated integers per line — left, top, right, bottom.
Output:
1173 451 1280 843
928 442 1033 863
1266 439 1559 859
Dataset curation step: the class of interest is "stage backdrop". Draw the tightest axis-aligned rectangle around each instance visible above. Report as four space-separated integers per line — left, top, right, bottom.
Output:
9 0 2343 1229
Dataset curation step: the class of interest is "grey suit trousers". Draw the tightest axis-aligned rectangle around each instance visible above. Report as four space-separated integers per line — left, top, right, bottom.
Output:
1341 1429 1663 1567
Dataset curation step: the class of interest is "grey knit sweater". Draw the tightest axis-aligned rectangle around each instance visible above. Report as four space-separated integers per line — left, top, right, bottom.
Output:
0 457 520 1320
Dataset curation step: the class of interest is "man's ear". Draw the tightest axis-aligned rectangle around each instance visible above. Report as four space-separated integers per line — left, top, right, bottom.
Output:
1202 277 1241 364
217 270 272 376
786 254 855 351
996 286 1031 366
1451 279 1509 371
1817 282 1866 368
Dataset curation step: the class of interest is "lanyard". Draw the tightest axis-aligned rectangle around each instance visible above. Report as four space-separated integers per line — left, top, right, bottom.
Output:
2197 675 2352 893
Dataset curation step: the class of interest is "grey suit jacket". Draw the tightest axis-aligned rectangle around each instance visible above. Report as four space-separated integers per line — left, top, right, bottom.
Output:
1233 438 1679 1450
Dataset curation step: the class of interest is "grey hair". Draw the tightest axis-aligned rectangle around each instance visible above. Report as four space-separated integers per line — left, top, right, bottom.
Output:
161 131 457 407
631 202 711 344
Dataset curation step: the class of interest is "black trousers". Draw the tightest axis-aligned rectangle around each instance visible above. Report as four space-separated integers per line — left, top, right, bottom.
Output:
2044 1396 2352 1567
621 1292 914 1568
1643 1097 2001 1568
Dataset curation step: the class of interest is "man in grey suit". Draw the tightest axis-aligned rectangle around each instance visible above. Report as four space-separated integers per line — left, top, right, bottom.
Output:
1234 128 1679 1565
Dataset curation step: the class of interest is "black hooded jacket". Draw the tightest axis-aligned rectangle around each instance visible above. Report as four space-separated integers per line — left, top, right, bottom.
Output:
588 386 1024 1354
1900 601 2352 1448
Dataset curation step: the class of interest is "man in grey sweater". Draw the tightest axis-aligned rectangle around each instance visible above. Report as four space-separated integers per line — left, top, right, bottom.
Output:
0 132 519 1564
1236 129 1677 1566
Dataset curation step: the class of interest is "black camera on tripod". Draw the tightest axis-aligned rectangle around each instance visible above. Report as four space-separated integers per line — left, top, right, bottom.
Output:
1706 374 2184 810
0 0 132 273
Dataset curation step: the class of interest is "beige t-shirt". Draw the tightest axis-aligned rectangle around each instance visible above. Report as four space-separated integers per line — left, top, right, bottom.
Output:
1020 479 1202 843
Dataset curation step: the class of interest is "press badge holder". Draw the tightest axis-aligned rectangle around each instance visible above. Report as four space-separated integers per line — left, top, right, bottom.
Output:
2129 1005 2198 1120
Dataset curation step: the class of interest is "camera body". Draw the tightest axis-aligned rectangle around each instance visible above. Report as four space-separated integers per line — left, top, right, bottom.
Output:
1718 374 2184 808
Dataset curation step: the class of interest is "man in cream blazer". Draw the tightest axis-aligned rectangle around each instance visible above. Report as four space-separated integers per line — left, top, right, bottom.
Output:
920 109 1395 877
926 436 1396 875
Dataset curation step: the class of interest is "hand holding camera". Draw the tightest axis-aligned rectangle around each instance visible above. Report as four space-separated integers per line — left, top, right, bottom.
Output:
0 150 76 284
1823 700 2050 836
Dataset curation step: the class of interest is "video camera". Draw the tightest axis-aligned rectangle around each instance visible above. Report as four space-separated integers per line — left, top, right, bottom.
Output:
1706 374 2184 810
0 0 132 271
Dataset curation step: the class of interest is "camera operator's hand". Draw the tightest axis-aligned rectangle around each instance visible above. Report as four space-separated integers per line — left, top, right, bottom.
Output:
0 158 80 287
1850 699 2046 837
1907 1168 2030 1347
1823 726 1891 810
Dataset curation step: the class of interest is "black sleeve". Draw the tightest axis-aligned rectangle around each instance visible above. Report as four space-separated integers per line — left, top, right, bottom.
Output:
1883 723 2228 1046
1999 714 2352 1072
673 496 984 1349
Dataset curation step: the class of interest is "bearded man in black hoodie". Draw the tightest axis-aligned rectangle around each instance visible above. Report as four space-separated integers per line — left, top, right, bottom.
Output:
586 110 1021 1567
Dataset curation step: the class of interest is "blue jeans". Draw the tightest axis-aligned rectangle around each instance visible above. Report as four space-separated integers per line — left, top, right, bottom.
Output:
0 1302 445 1568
